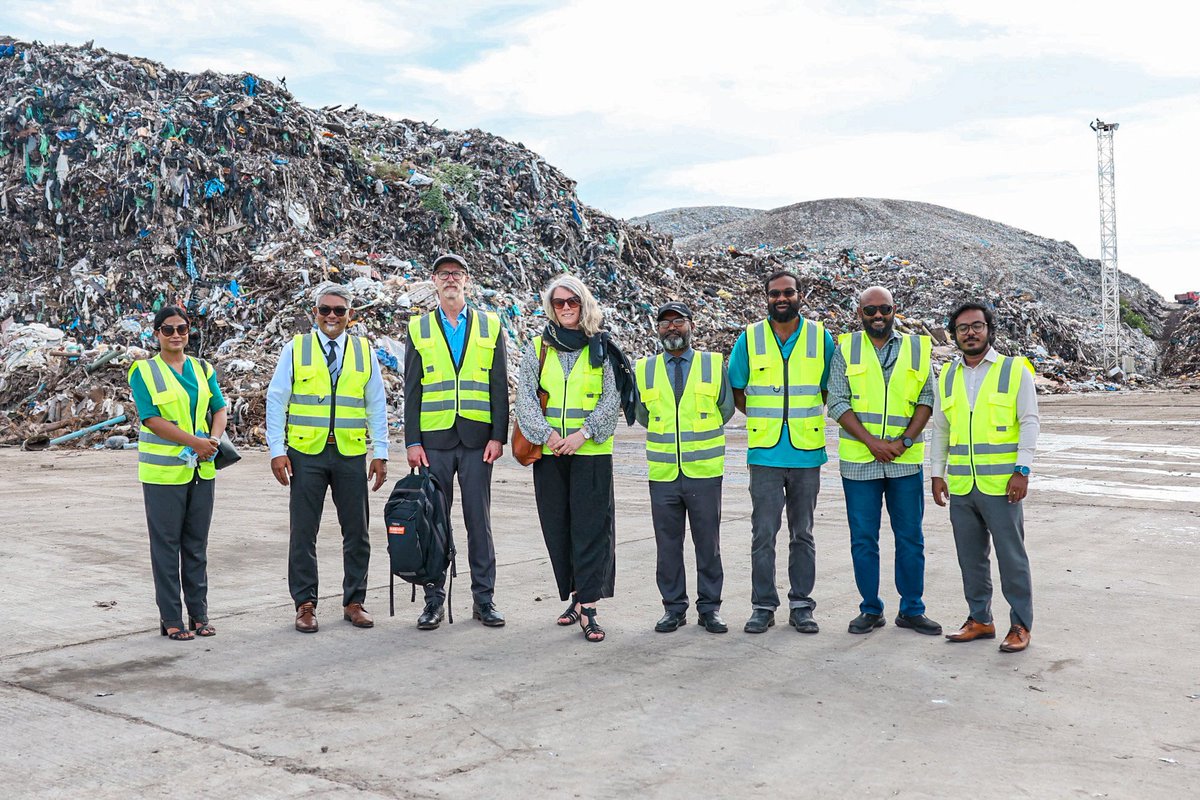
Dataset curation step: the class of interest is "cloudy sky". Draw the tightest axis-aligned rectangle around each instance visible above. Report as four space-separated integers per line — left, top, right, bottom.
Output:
3 0 1196 296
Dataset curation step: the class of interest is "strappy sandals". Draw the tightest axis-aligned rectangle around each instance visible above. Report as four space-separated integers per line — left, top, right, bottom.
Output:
160 621 194 640
556 595 581 626
578 606 606 643
189 617 216 637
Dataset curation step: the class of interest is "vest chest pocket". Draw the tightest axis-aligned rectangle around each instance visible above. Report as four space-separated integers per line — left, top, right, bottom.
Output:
987 396 1017 428
582 370 603 399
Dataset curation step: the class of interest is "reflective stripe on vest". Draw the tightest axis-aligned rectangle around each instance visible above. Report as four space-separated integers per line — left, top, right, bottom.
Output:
286 333 371 456
128 355 216 485
837 332 931 464
744 318 826 450
536 336 613 456
407 309 500 432
635 351 725 481
939 354 1030 496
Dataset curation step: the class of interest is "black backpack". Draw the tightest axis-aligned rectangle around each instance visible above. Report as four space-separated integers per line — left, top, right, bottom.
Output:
384 468 456 622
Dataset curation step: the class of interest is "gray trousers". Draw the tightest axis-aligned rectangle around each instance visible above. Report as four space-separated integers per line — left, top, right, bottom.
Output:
649 475 724 614
748 465 820 610
288 444 370 609
143 476 215 628
423 443 496 605
949 487 1033 629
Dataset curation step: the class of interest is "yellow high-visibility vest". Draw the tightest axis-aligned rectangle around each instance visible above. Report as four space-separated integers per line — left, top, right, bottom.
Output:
128 355 217 485
635 351 725 481
536 336 613 456
939 354 1032 495
837 332 931 464
286 333 371 456
744 318 826 450
407 309 499 431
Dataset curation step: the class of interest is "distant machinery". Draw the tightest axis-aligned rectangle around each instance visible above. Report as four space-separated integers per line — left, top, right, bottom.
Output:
1090 118 1122 377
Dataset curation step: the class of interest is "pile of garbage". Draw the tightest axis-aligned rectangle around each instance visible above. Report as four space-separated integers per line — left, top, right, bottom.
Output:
630 206 762 239
0 39 1171 449
0 38 686 447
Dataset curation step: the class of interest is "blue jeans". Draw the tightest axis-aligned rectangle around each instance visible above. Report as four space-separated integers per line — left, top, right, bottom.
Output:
841 470 926 617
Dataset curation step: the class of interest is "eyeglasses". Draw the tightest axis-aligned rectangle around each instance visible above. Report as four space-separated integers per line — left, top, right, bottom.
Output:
157 324 190 336
861 304 894 316
551 296 581 310
316 305 349 317
954 321 988 335
657 318 689 330
434 270 466 281
767 288 798 299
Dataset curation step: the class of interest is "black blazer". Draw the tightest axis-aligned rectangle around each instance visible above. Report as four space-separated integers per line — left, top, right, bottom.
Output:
404 307 510 451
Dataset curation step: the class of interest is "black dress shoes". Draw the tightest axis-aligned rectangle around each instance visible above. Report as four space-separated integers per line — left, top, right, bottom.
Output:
698 611 728 634
655 609 687 632
743 609 775 634
895 613 943 635
848 612 885 634
789 607 819 634
417 600 445 630
472 602 505 627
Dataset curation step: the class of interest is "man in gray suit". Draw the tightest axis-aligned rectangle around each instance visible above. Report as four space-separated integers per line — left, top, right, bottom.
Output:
405 253 510 630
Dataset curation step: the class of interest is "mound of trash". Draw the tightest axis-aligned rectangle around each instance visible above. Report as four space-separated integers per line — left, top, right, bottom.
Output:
0 39 1168 449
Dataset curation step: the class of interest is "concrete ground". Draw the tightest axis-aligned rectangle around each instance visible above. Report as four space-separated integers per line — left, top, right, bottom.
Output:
1 393 1198 799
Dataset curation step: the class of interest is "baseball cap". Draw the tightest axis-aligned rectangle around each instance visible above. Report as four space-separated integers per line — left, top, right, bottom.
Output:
656 301 693 321
431 252 468 272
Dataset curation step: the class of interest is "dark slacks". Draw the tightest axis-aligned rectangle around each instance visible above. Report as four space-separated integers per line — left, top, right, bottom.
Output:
288 444 370 609
143 476 215 628
748 465 820 610
842 470 926 617
949 487 1034 629
423 443 497 605
533 453 616 604
649 475 724 614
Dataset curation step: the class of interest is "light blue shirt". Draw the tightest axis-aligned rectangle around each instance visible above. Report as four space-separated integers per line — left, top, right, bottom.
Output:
266 329 390 460
438 306 468 366
728 319 835 468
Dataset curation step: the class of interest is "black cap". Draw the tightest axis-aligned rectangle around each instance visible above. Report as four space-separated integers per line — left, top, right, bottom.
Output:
431 252 468 271
656 301 693 321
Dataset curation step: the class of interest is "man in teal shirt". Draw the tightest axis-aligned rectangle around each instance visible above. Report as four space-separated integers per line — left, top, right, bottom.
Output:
730 270 834 634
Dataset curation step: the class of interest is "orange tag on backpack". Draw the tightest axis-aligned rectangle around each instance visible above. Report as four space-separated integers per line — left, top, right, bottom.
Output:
388 525 406 536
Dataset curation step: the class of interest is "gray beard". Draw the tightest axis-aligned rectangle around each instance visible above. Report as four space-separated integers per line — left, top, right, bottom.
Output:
662 333 689 351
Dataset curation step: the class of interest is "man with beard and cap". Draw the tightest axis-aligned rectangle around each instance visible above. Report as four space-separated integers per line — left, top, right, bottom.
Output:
827 286 941 636
405 252 510 630
267 282 389 633
729 270 835 635
634 302 736 634
931 301 1040 653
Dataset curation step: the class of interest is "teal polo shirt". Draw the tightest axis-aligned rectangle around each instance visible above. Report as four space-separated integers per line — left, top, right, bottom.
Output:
728 319 835 468
131 358 227 432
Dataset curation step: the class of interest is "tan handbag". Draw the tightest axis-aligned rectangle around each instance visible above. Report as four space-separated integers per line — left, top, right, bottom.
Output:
511 344 550 466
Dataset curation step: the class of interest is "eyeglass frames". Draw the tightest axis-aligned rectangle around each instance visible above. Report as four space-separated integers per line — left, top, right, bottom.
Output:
551 296 581 310
316 305 349 317
157 324 190 336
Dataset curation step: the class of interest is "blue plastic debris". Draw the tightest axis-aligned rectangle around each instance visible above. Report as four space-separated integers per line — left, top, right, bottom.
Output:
203 178 226 198
242 74 258 96
0 45 18 58
55 129 79 141
375 347 399 371
229 278 241 298
569 201 583 227
137 228 151 238
272 157 289 164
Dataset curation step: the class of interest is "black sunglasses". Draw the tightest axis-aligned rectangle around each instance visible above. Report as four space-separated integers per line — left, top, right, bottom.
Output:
317 305 349 317
767 288 798 299
157 324 190 336
861 304 894 316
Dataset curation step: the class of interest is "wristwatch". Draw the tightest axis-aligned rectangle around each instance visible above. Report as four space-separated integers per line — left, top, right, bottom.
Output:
1013 465 1030 477
901 436 914 448
581 426 593 441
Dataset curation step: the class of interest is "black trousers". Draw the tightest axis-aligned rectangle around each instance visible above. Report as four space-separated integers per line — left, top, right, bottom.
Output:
423 443 497 605
287 444 370 609
143 475 215 628
649 475 724 614
533 453 616 604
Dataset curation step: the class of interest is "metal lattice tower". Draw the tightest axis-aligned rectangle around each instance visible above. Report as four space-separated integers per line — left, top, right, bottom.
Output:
1090 119 1121 376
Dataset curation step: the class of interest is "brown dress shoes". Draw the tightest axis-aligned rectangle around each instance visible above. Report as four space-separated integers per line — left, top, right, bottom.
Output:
343 603 374 628
999 624 1031 652
944 617 995 642
295 602 318 633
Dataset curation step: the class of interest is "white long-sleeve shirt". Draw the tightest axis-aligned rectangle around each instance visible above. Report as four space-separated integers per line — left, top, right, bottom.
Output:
930 347 1039 478
266 329 390 460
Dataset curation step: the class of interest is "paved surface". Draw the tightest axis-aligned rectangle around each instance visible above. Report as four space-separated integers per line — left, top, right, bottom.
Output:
2 393 1198 798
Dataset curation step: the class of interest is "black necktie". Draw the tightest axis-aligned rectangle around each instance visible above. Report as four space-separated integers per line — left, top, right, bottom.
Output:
326 340 338 377
671 356 684 403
